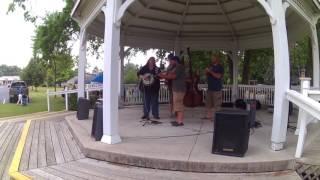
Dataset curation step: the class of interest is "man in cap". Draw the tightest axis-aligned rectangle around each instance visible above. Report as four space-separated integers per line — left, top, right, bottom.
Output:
158 56 186 126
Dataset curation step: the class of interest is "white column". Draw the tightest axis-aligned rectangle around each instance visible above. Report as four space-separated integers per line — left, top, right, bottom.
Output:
311 24 320 87
232 50 239 102
270 0 290 151
78 28 87 98
101 0 121 144
295 77 311 135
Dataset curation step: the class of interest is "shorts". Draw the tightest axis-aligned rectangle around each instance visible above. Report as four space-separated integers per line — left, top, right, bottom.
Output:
173 92 184 112
206 91 222 110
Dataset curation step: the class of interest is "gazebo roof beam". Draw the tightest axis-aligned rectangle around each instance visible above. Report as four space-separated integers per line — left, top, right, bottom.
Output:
176 0 191 37
216 0 237 41
125 15 267 28
227 5 256 15
149 7 182 16
139 16 180 25
129 25 177 33
167 0 232 6
129 4 257 18
236 25 271 33
123 0 161 30
231 14 268 24
127 24 271 36
183 22 229 25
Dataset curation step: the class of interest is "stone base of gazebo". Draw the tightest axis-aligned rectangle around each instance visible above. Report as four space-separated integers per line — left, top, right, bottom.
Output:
66 105 301 173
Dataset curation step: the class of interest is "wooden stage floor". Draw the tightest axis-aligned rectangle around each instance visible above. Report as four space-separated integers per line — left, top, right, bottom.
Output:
0 107 319 179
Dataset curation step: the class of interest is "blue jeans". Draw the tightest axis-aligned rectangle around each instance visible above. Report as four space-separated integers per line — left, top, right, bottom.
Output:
143 91 159 117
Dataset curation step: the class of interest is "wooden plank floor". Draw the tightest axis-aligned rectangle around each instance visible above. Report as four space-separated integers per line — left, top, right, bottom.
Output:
0 121 24 180
22 158 301 180
19 119 85 172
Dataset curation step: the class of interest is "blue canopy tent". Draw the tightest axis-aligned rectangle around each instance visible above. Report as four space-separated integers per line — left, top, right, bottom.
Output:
91 73 103 83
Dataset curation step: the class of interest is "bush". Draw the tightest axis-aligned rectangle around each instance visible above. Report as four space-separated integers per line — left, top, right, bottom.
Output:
89 94 99 108
68 93 78 111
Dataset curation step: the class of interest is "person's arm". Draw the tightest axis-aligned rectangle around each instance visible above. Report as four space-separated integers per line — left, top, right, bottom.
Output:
209 71 222 79
137 67 145 79
158 72 176 80
206 67 223 79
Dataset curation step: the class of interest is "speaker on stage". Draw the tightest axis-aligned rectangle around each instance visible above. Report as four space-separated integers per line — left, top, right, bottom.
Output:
212 110 250 157
77 97 90 120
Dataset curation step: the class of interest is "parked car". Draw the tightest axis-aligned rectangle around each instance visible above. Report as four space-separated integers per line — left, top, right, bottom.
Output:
9 81 29 103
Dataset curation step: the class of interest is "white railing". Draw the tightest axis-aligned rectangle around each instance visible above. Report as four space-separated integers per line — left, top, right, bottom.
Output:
47 83 278 110
123 84 171 105
286 77 320 158
238 85 275 106
286 89 320 158
123 84 276 106
46 84 103 111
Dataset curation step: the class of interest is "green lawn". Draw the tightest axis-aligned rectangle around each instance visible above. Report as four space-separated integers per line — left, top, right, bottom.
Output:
0 87 65 118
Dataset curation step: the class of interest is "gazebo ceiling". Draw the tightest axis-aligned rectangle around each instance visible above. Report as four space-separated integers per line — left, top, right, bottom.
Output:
86 0 311 50
122 0 271 39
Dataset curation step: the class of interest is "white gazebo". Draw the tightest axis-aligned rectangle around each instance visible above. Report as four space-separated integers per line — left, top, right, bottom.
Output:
71 0 320 151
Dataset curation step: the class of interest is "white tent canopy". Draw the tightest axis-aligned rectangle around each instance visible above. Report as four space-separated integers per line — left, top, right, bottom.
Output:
72 0 320 150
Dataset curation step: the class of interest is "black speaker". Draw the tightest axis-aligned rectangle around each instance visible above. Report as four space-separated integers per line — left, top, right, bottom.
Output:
77 97 90 120
91 102 103 141
212 110 250 157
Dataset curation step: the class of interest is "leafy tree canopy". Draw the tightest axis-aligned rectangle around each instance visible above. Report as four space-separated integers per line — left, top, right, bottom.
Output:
20 58 46 90
124 63 139 84
0 65 21 76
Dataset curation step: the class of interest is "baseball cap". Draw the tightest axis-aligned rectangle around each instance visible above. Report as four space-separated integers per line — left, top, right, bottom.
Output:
167 53 174 60
170 56 180 63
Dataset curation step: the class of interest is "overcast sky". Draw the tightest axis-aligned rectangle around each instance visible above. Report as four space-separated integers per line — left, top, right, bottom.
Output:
0 0 158 72
0 0 65 68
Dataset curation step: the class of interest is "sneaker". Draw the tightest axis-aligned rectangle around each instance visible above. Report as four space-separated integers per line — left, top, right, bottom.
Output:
151 120 162 125
141 115 149 119
153 116 160 120
171 121 184 126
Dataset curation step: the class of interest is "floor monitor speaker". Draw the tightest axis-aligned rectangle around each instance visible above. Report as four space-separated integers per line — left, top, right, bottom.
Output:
212 110 250 157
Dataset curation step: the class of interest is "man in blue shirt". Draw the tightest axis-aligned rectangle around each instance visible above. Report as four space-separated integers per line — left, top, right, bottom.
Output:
203 55 224 120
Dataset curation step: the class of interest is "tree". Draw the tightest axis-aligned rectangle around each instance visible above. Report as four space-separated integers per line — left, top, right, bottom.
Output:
21 58 45 90
32 0 78 92
124 63 139 84
49 54 75 86
92 66 102 74
0 65 21 76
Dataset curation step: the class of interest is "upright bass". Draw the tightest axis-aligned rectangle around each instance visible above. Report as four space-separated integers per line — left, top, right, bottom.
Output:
183 48 203 107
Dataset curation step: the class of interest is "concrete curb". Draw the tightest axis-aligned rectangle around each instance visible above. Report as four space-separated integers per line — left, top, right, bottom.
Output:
65 115 296 173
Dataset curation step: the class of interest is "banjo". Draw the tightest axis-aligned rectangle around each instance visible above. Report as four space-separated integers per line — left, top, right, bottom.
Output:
140 66 161 87
141 73 155 86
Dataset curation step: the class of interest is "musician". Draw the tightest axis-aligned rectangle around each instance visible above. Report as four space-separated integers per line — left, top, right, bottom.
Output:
158 56 186 126
166 53 175 116
137 57 161 120
203 55 224 120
